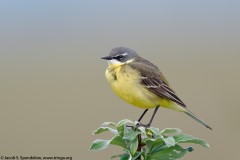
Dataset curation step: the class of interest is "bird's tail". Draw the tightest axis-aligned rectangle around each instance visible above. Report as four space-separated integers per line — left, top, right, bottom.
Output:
184 108 212 130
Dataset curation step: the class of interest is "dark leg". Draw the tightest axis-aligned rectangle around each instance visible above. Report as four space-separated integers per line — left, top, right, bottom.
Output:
138 109 149 122
147 106 160 127
137 106 160 128
127 109 149 129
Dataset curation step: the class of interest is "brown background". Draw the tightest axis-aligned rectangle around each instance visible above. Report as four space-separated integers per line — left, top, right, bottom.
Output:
0 1 239 159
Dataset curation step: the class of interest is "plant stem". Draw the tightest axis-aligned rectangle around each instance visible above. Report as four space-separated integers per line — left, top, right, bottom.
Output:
137 134 142 160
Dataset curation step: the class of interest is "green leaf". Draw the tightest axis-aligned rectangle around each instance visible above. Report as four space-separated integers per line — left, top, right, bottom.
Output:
90 120 210 160
137 126 146 135
120 153 131 160
110 135 127 148
130 137 138 156
117 119 134 132
150 144 189 160
123 129 141 141
93 127 117 135
163 137 176 147
132 152 142 160
174 134 210 147
147 127 161 137
101 122 117 128
147 127 162 138
160 128 182 135
145 137 165 153
89 139 109 151
111 154 122 159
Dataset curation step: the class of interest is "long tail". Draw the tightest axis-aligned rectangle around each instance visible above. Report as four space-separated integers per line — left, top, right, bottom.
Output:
184 109 212 130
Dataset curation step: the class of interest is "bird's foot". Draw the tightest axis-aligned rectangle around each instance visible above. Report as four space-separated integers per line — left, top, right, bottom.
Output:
136 122 151 128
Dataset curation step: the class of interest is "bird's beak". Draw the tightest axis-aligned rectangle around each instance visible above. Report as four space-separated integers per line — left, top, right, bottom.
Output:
101 56 113 60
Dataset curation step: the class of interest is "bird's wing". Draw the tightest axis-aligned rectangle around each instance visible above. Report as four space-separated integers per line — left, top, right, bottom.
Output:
128 59 186 108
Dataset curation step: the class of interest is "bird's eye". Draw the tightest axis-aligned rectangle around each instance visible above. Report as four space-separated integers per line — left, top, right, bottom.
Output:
114 55 124 60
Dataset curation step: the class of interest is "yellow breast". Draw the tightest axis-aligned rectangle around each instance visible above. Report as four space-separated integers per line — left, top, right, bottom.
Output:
105 64 163 109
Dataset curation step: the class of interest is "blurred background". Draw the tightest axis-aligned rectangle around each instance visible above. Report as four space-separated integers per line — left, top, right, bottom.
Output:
0 0 239 159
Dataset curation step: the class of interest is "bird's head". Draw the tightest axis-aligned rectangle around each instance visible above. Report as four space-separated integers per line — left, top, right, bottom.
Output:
102 47 139 66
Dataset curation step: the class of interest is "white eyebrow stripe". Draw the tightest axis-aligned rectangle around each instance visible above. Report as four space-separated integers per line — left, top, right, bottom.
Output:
122 52 128 56
113 52 128 58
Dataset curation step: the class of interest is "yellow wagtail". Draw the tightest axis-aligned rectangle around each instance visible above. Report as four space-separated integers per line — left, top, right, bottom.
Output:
102 47 212 130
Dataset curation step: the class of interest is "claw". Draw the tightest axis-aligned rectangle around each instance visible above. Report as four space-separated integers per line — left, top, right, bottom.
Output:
136 122 150 128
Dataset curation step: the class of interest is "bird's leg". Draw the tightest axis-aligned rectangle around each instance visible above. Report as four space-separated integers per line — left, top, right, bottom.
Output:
127 109 148 129
147 106 159 127
138 109 149 122
137 106 160 128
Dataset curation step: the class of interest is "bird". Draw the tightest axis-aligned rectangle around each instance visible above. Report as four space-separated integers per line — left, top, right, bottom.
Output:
101 47 212 130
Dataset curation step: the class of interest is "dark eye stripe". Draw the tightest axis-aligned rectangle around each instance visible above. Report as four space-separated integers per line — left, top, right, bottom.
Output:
114 55 124 60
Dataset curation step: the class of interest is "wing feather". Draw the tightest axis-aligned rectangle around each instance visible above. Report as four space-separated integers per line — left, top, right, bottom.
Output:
129 58 186 108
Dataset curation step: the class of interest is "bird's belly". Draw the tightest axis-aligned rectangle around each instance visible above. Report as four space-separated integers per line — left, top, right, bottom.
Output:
110 76 161 109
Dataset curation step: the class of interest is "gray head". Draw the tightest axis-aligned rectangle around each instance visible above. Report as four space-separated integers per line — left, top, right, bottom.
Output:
102 47 139 65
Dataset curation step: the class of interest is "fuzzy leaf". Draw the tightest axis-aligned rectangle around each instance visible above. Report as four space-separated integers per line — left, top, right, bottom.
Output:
160 128 182 135
93 127 118 135
147 127 161 137
163 137 176 147
145 137 165 153
150 144 189 160
111 154 122 159
117 119 134 132
90 119 210 160
174 134 210 147
123 129 141 141
130 137 138 156
132 152 142 160
110 135 127 148
101 122 117 128
137 126 146 135
89 139 109 151
120 153 131 160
